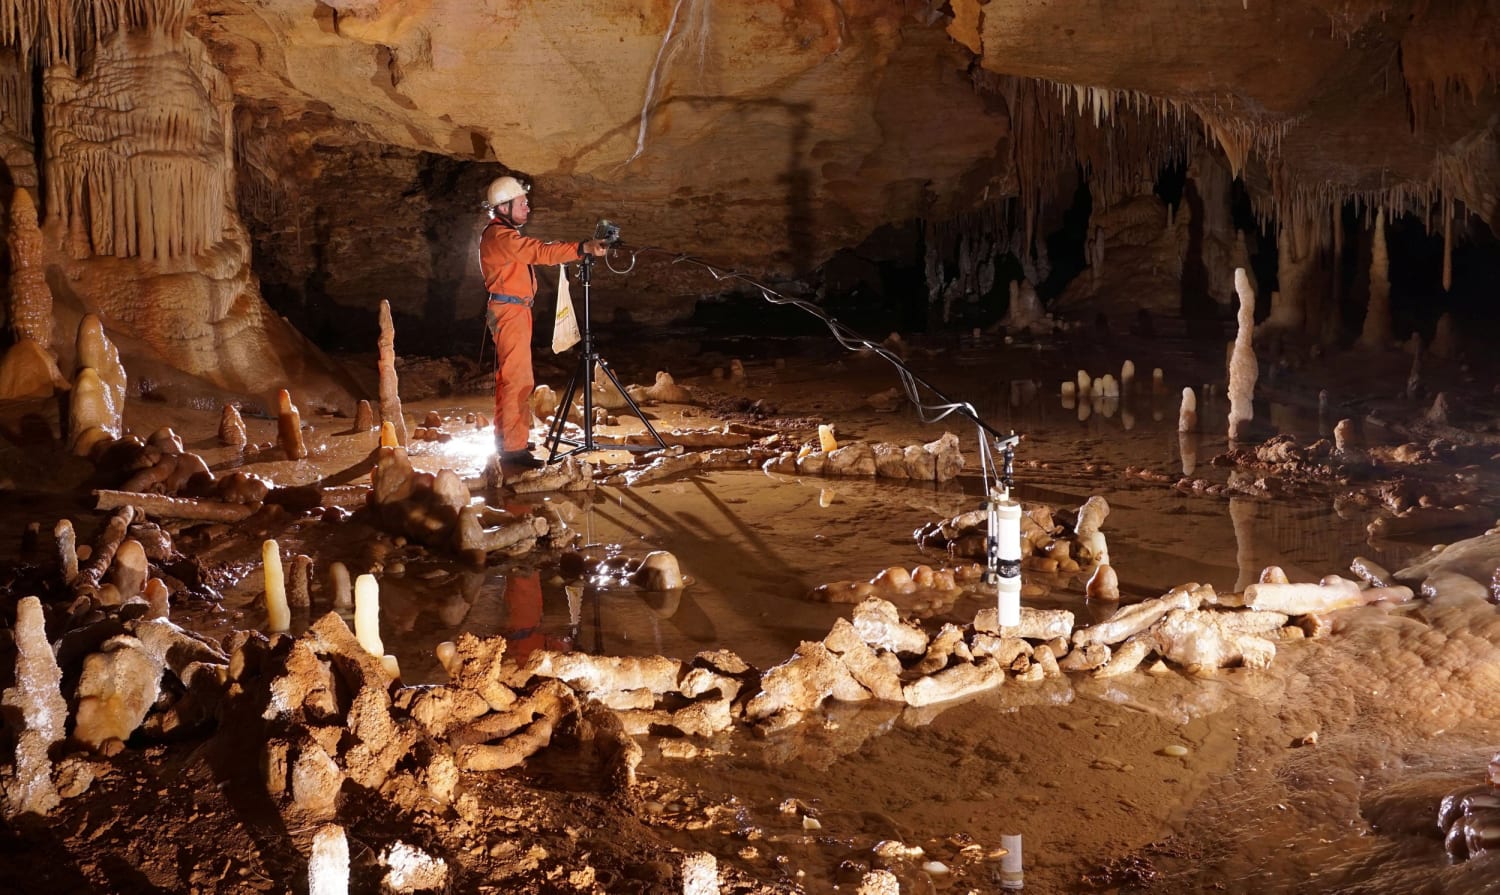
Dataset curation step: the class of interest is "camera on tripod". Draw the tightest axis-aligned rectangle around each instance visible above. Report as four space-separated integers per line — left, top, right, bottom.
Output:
594 219 621 246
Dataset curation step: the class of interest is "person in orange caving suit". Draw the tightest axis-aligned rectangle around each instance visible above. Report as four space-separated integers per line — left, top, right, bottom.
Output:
479 175 609 469
501 569 573 663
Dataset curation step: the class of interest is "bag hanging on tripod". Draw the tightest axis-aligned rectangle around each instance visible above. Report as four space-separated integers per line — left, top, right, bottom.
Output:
552 264 581 353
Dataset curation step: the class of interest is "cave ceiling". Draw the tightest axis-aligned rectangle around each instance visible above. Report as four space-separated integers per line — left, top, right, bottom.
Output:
0 0 1496 397
190 0 1499 251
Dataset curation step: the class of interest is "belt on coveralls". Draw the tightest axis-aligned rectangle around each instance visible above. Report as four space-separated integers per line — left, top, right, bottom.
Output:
484 293 531 337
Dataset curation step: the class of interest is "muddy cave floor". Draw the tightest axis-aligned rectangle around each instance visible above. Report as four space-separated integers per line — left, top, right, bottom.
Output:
5 319 1500 893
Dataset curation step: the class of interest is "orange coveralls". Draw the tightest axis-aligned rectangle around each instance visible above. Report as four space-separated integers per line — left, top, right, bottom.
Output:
479 220 583 453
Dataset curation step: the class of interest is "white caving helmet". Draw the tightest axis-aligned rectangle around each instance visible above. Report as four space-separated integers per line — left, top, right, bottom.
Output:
485 175 528 210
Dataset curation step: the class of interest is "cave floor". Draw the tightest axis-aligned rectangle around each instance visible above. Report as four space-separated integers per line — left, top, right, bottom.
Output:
4 319 1500 893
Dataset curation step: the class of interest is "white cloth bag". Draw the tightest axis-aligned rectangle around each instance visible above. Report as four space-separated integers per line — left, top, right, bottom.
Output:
552 264 581 353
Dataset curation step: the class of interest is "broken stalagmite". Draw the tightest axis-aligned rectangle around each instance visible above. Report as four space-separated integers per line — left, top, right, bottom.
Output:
277 389 308 460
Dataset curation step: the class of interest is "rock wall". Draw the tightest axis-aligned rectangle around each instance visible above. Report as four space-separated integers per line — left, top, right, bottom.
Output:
198 2 1013 328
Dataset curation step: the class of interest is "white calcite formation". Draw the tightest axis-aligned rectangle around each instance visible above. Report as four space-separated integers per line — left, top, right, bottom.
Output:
1178 386 1198 433
380 842 448 894
73 634 165 749
308 825 349 895
1227 267 1258 441
1073 495 1111 566
763 432 964 482
1 597 67 817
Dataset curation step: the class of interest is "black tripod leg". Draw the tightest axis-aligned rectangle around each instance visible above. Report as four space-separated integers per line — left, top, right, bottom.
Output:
545 354 587 463
596 357 668 450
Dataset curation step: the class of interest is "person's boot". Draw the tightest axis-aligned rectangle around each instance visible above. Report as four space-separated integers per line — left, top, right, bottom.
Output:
499 448 544 469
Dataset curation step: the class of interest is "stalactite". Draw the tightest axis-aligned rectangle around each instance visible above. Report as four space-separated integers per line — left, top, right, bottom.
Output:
1359 211 1392 350
1330 200 1344 326
1441 198 1452 293
42 26 234 263
0 46 31 140
1265 224 1305 331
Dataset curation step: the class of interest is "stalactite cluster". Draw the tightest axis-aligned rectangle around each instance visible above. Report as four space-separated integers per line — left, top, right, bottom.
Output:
0 0 190 66
923 202 1013 318
0 0 231 263
40 26 234 263
0 45 29 140
1400 0 1500 131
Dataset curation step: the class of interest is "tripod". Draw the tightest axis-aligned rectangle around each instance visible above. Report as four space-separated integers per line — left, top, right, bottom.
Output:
544 253 667 462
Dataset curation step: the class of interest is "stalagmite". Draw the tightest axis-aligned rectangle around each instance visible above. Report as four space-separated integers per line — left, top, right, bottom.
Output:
219 404 247 447
263 539 291 633
1332 419 1364 463
73 506 134 594
1227 268 1258 441
1430 313 1457 360
818 424 838 453
68 367 115 455
308 825 349 895
1179 431 1199 475
1152 368 1165 393
1086 564 1119 601
1359 211 1392 350
277 389 308 460
328 562 353 610
144 578 170 619
1001 279 1045 332
288 555 313 609
0 188 65 399
76 315 125 431
109 539 147 602
377 300 408 446
354 400 375 431
354 574 384 657
55 519 78 584
1178 387 1197 433
1406 344 1424 400
7 189 52 348
1120 360 1135 391
1 597 66 818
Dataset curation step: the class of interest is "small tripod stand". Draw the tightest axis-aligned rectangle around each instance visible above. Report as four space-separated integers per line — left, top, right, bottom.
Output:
544 253 667 463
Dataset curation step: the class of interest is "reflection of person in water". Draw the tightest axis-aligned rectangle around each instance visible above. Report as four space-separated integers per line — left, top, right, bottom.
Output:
501 569 572 662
